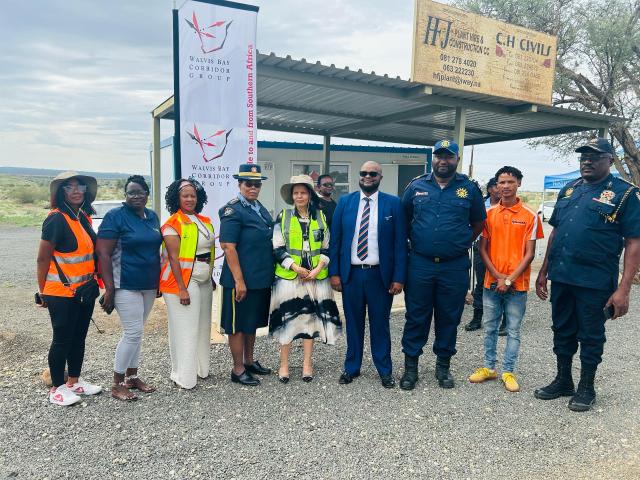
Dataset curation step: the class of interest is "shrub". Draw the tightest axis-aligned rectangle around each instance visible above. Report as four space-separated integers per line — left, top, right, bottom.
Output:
12 185 49 204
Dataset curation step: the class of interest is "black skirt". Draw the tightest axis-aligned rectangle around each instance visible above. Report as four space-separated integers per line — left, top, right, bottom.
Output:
220 287 270 335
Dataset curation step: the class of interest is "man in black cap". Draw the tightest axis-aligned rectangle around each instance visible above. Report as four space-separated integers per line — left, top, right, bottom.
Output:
535 138 640 411
400 140 486 390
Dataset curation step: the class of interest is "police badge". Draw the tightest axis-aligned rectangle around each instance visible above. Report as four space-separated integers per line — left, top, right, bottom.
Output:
456 188 468 198
598 190 615 205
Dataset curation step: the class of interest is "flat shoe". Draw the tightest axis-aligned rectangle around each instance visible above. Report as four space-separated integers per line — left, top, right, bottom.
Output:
231 370 260 386
278 376 289 384
302 376 313 383
244 361 272 376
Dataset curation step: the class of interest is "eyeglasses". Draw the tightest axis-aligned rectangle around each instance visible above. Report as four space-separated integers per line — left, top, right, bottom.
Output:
126 190 149 198
243 181 262 188
321 182 334 187
63 185 87 193
579 153 612 163
359 171 380 178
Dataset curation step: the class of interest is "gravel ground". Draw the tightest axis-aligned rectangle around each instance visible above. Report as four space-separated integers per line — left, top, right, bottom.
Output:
1 226 639 479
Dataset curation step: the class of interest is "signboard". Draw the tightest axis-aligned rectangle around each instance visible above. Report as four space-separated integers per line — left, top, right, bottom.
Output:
174 0 259 276
412 0 557 105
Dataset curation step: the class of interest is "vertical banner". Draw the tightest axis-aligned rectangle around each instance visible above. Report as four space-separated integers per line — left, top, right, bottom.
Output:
174 0 258 277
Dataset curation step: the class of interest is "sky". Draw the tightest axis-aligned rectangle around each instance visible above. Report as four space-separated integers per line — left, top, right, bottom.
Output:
0 0 584 190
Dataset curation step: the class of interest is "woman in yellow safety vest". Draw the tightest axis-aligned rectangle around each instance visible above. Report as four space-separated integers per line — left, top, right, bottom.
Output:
36 171 103 406
160 179 215 390
269 175 341 383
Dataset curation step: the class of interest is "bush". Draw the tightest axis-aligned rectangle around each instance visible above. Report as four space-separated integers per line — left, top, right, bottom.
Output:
12 185 49 204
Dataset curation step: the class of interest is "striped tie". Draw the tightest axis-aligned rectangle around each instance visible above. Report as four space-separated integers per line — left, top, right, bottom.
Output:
357 197 370 261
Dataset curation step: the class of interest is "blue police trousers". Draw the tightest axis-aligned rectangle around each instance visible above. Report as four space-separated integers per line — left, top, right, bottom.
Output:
550 281 612 368
401 253 469 358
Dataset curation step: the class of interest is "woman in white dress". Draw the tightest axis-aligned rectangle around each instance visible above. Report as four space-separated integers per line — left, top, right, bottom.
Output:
269 175 341 383
159 179 215 390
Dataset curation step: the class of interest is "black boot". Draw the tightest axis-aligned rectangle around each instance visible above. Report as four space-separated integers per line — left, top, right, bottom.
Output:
568 366 596 412
534 356 575 400
498 314 507 336
435 356 454 389
400 355 419 390
464 309 482 331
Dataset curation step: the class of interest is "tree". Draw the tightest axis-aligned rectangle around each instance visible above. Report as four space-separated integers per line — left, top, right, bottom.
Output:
454 0 640 185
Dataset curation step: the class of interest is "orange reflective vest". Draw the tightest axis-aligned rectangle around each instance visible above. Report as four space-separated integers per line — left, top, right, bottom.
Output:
42 209 96 298
159 210 215 294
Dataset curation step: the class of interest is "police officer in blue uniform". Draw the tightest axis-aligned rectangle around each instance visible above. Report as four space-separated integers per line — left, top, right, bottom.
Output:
535 138 640 411
400 140 486 390
219 163 275 386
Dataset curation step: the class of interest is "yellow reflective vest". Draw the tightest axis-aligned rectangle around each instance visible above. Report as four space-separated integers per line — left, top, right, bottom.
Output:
274 209 328 281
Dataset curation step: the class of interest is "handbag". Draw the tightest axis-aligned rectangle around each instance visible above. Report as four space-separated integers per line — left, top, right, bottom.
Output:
52 257 100 305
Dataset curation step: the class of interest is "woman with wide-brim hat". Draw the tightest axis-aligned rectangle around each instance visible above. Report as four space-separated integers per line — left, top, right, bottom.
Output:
219 163 274 386
36 171 103 406
269 175 341 383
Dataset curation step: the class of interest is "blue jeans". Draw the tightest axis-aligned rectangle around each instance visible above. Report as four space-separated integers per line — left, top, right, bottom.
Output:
483 287 527 372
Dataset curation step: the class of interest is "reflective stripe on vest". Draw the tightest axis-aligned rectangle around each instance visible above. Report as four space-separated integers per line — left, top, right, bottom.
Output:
275 209 328 280
42 210 95 298
159 211 215 294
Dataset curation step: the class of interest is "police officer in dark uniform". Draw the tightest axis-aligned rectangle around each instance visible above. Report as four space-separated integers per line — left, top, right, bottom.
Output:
219 164 275 386
400 140 486 390
535 138 640 411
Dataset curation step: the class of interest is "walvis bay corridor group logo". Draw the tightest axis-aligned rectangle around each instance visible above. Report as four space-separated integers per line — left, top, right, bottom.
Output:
185 12 233 54
187 124 233 162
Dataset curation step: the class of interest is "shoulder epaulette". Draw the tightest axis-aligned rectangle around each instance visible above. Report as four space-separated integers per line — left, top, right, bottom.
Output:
227 197 240 205
405 173 430 190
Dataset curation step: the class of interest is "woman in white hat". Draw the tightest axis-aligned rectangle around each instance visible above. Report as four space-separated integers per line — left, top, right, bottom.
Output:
36 171 103 406
269 175 342 383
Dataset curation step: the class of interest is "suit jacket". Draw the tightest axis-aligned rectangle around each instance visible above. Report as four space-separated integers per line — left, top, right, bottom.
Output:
329 191 407 289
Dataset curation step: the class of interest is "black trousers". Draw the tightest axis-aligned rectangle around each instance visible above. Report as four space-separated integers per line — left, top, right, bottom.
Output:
45 295 95 387
550 281 612 368
471 242 485 311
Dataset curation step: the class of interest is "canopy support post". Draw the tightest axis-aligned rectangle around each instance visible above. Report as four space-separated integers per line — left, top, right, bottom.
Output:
152 115 161 217
454 106 467 172
323 134 331 175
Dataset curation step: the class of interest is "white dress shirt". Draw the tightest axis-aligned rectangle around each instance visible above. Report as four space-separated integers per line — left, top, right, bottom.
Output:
350 191 379 265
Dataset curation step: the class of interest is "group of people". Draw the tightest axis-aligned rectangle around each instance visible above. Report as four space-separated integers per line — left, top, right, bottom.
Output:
36 137 640 413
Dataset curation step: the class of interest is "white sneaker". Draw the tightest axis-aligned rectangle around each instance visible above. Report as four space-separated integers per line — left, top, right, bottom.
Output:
49 384 81 406
67 377 103 396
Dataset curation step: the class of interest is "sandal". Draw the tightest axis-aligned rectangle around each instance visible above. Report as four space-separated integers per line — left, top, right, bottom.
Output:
111 383 138 401
124 375 156 393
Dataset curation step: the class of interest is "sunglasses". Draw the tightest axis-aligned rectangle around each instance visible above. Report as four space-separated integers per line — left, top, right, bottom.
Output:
243 181 262 188
359 171 380 178
321 182 334 187
579 153 611 163
63 184 87 193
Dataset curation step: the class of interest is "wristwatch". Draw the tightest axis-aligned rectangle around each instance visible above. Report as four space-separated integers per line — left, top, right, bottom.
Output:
504 278 512 287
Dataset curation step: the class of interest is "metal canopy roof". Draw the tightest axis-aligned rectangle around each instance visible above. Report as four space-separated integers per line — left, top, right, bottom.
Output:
153 51 622 146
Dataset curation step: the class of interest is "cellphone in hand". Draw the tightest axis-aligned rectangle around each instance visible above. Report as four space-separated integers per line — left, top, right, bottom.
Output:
99 294 114 315
34 292 43 305
603 304 615 320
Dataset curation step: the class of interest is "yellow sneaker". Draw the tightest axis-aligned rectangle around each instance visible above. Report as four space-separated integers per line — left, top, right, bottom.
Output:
502 372 520 392
468 367 498 383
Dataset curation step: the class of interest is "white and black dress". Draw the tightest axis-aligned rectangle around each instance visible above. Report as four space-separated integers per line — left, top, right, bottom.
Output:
269 210 341 345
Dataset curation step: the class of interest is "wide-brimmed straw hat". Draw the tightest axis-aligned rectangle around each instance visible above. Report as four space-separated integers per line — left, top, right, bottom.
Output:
49 171 98 207
280 174 319 205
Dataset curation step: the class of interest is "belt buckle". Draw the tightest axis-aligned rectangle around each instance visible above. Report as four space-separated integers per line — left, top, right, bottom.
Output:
362 264 372 269
434 257 441 263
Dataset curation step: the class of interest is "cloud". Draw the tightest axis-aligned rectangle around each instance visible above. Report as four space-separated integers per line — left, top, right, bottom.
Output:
0 0 580 189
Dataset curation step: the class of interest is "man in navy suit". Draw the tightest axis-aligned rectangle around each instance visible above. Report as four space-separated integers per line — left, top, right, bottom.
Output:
329 161 407 388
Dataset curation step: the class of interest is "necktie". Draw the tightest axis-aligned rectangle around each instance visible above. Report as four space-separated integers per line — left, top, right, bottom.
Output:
357 197 370 261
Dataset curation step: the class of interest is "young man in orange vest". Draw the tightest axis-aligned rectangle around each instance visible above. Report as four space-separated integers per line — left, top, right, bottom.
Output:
468 166 544 392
